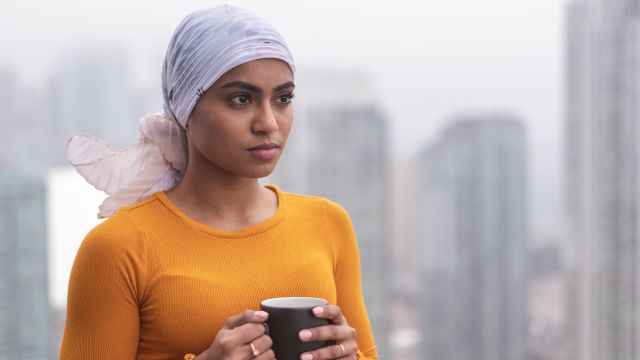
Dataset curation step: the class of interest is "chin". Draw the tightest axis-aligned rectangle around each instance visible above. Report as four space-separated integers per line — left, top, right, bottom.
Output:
241 163 278 179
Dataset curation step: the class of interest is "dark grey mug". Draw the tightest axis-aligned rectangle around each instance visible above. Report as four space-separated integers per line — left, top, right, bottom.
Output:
260 297 331 360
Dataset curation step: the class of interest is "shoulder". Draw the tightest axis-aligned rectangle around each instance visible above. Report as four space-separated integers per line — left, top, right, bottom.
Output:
281 192 360 266
91 193 168 240
281 190 353 229
77 197 157 260
71 202 150 303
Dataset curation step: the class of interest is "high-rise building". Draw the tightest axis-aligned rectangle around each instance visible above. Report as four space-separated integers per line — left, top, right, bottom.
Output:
0 68 51 174
266 70 392 358
0 68 19 169
566 1 640 359
48 47 137 166
416 117 528 360
0 170 50 359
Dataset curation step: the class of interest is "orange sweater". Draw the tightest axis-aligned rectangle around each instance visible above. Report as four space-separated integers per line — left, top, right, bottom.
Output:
60 185 378 359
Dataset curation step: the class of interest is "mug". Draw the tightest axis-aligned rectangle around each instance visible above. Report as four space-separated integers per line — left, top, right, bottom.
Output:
260 297 331 360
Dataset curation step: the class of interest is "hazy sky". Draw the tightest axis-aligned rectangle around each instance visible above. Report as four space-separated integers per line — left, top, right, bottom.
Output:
1 0 564 144
1 0 567 306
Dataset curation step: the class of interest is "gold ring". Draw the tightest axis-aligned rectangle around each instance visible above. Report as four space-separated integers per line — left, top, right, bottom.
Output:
339 343 346 357
250 342 260 357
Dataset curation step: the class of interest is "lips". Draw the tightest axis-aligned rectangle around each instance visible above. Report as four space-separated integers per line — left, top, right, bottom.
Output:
247 143 280 160
248 143 279 151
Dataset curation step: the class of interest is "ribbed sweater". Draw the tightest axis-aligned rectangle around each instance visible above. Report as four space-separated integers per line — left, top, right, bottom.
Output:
60 185 378 359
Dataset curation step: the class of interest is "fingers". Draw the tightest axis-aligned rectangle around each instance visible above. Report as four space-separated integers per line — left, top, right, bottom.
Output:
224 309 268 329
212 310 275 359
312 305 346 325
299 339 358 360
216 324 266 355
299 323 357 343
247 335 275 360
255 348 276 360
217 310 269 353
227 322 268 345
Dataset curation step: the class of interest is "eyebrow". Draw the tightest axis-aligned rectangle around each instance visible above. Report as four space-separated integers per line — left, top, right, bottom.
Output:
220 81 295 93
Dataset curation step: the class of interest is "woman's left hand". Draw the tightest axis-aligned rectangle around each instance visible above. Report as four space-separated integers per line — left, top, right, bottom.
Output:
298 304 358 360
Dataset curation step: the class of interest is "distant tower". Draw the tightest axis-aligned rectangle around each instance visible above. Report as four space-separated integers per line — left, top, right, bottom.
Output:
0 68 50 173
0 68 19 169
566 1 640 359
0 170 50 359
416 116 528 360
49 47 137 166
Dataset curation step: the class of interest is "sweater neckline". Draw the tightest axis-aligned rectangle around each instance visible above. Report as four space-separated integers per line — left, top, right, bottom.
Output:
154 184 287 239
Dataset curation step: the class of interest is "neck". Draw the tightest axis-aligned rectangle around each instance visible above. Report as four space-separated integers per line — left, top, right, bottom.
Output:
165 157 276 230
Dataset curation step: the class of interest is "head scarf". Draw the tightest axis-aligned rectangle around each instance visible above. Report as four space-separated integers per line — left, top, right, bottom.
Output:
66 4 295 218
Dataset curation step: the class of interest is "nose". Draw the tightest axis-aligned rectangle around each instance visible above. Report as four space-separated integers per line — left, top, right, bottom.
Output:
252 100 279 134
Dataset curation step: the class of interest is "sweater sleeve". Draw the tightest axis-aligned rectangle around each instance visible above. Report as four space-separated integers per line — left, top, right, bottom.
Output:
59 211 147 360
323 200 379 360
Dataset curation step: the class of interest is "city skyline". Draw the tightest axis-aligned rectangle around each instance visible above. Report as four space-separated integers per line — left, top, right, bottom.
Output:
0 0 565 232
38 67 553 359
0 1 576 359
6 51 563 360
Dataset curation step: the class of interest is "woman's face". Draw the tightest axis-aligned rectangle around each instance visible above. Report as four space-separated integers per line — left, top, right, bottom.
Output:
186 58 294 179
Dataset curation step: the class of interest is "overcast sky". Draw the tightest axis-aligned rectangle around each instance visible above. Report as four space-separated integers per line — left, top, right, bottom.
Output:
0 0 567 307
0 0 564 145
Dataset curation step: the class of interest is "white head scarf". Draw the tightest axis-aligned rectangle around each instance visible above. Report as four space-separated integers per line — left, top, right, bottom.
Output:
66 4 295 218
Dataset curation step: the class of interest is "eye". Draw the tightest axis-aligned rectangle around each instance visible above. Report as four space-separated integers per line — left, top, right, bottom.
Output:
230 94 251 105
276 93 295 104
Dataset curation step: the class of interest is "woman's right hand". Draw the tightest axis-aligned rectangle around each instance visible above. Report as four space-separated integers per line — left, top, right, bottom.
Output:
198 309 274 360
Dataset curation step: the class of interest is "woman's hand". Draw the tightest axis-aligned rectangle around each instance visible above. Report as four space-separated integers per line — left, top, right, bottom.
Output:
198 309 274 360
298 305 358 360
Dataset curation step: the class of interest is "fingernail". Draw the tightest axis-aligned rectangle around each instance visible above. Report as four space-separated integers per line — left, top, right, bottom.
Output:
299 329 312 340
312 307 324 315
255 311 268 318
301 354 313 360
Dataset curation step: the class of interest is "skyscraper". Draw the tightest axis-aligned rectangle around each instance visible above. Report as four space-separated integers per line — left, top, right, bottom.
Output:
0 68 51 173
48 47 138 166
0 170 50 359
416 116 528 360
566 1 640 359
267 70 392 358
0 68 19 169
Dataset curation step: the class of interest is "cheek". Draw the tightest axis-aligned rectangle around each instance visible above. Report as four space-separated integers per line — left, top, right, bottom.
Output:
205 124 244 152
279 112 294 142
190 119 241 157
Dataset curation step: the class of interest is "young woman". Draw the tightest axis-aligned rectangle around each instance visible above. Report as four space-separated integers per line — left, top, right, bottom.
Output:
60 5 378 360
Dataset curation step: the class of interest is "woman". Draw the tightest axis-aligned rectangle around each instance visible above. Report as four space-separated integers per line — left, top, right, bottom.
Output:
60 5 378 360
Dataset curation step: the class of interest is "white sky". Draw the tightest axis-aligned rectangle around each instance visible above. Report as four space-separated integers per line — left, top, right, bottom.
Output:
0 0 567 307
47 169 105 308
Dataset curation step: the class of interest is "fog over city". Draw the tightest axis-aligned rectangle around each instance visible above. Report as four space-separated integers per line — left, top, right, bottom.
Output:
0 0 564 229
1 1 590 359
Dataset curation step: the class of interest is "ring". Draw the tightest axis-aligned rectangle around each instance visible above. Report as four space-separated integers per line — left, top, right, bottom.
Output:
250 342 260 357
339 343 346 357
